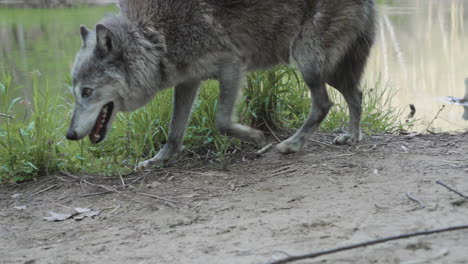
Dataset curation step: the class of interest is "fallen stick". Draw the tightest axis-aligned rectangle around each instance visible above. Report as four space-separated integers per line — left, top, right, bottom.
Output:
426 105 445 132
257 143 274 155
80 191 113 197
265 225 468 264
406 192 425 209
0 113 14 119
138 192 192 208
436 181 468 200
263 122 281 143
27 185 58 197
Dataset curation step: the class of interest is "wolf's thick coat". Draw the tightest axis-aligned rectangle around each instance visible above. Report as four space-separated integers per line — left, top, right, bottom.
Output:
68 0 377 169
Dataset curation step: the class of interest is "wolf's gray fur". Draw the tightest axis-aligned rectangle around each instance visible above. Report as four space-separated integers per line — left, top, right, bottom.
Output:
66 0 376 170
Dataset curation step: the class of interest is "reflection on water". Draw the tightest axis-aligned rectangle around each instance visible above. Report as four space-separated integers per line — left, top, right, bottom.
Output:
0 1 467 131
366 0 468 132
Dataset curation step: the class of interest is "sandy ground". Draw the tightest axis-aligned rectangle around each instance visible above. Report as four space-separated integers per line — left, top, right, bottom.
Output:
1 132 468 264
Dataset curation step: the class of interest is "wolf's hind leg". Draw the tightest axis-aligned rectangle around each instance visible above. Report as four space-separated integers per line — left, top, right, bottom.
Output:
330 77 363 146
136 80 200 171
216 64 267 147
328 33 374 145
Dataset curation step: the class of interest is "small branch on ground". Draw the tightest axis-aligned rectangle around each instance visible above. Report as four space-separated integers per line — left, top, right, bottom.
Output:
0 113 14 119
426 105 445 132
137 192 192 208
263 122 282 143
257 143 274 155
60 171 80 180
406 192 425 209
27 185 58 197
301 164 318 175
265 225 468 264
436 181 468 200
80 191 114 197
308 139 340 148
118 173 126 189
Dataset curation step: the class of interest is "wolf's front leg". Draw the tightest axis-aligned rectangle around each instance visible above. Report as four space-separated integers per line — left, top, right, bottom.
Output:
216 64 267 147
136 80 200 171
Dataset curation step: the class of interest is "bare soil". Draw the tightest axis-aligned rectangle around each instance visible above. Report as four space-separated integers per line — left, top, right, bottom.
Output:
1 132 468 264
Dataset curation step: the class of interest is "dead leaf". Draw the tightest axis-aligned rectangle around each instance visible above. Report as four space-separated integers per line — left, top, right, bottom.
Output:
74 208 91 214
73 210 100 220
44 208 100 222
44 212 73 222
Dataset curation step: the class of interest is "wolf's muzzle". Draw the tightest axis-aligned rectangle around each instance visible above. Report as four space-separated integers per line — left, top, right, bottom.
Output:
66 129 79 140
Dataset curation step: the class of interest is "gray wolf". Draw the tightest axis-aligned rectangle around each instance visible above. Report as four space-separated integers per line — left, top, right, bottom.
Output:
66 0 377 170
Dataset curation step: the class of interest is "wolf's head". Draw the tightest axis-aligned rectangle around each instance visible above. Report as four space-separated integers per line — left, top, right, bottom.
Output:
66 16 165 144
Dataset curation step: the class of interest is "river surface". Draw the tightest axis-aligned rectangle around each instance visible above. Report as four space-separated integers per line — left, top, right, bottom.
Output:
1 0 467 132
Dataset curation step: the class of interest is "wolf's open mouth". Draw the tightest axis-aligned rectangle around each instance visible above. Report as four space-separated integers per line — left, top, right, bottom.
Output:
89 102 114 144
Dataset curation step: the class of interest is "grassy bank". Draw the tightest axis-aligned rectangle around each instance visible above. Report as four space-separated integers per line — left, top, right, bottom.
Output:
0 68 409 182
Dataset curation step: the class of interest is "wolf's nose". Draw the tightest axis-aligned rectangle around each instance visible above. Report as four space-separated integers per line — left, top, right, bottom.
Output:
66 130 79 140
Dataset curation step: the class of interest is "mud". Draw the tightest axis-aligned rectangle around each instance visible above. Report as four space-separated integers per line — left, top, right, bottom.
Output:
1 132 468 264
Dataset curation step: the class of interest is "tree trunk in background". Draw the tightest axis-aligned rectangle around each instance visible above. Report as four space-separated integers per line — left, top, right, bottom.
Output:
0 0 115 8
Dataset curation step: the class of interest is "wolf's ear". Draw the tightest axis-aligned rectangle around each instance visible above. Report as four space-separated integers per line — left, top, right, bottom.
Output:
96 24 118 57
80 25 89 44
118 0 129 14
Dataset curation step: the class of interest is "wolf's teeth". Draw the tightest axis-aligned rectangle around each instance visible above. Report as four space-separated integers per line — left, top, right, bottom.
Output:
95 134 100 139
102 108 108 114
101 119 106 124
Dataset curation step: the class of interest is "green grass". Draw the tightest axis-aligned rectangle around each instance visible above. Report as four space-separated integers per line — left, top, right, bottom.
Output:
0 68 410 182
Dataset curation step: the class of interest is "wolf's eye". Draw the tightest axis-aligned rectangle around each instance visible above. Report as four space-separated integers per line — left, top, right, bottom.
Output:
82 88 93 98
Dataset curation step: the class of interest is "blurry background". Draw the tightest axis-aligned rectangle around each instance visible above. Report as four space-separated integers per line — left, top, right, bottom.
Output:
0 0 467 132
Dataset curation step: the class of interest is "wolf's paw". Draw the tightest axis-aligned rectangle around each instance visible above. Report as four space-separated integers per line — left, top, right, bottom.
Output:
134 144 179 171
135 158 165 171
253 130 268 148
334 133 361 146
276 138 304 154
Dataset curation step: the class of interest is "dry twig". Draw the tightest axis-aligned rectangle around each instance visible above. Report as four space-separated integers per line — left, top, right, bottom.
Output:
263 122 282 143
0 113 14 119
406 192 425 209
27 185 57 197
138 192 191 208
265 225 468 264
426 105 445 132
257 143 274 155
308 139 340 148
436 181 468 200
80 191 114 197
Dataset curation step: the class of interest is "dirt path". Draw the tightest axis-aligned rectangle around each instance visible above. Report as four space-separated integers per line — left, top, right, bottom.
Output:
1 133 468 264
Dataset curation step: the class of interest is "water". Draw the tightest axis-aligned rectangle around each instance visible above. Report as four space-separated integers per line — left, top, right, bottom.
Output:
0 1 467 132
366 0 468 132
